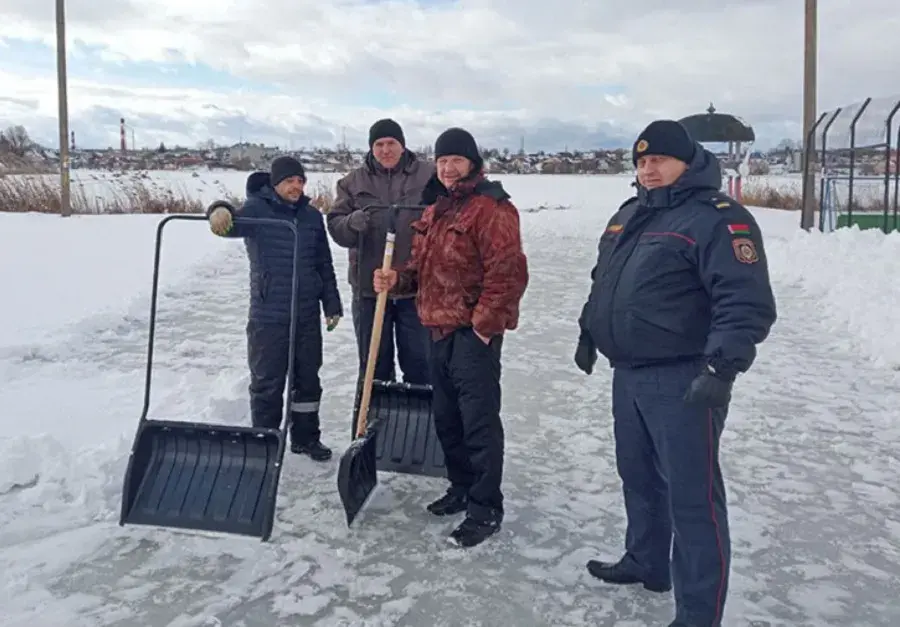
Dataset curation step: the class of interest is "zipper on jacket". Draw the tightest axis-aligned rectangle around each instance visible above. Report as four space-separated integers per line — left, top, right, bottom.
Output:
603 209 652 363
388 169 395 204
292 215 301 309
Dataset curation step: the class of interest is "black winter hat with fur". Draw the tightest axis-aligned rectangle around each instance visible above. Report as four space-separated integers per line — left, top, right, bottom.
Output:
632 119 696 165
434 127 483 170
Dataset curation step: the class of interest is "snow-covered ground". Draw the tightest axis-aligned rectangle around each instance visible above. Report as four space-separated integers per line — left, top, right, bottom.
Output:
1 171 899 626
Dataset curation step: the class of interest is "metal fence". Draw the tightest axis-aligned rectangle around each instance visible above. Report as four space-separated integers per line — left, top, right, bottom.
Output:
801 94 900 232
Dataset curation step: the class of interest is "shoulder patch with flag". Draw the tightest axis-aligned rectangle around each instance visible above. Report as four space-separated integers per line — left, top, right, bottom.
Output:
606 224 623 233
727 223 750 235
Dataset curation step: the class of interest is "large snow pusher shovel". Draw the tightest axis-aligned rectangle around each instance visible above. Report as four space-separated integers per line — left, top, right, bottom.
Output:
337 204 445 526
119 204 303 542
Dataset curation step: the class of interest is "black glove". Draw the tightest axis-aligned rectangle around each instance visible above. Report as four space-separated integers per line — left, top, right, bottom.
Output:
348 210 368 232
683 363 734 407
574 331 597 375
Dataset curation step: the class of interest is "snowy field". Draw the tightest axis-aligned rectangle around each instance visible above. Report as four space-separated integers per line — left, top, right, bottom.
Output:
1 170 900 626
19 167 811 209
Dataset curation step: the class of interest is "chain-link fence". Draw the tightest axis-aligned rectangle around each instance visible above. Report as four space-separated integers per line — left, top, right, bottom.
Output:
801 94 900 232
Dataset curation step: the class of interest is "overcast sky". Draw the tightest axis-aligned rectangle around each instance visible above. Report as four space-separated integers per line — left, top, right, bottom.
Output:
0 0 897 152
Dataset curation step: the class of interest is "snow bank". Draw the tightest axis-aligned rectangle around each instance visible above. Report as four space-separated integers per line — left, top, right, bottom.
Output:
0 210 241 547
0 212 231 349
769 225 900 370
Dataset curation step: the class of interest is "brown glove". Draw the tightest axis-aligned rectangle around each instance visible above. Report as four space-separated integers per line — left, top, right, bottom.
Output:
209 207 233 235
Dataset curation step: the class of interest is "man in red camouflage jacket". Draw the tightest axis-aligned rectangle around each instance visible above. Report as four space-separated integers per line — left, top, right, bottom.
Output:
374 127 529 548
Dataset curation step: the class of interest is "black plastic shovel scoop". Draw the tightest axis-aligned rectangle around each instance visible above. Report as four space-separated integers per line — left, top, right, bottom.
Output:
336 223 392 526
349 379 445 478
119 203 303 541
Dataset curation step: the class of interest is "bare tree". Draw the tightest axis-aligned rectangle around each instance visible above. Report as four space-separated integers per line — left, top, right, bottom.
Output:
776 138 799 152
0 125 33 157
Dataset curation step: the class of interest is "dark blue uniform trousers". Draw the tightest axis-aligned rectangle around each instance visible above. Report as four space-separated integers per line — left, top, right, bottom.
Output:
613 360 730 626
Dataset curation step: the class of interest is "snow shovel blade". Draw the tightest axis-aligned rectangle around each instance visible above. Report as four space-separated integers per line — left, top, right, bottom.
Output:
351 380 446 478
336 429 378 526
119 419 283 540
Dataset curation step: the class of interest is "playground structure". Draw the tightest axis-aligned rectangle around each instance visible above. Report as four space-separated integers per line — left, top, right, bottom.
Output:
679 103 754 202
802 94 900 233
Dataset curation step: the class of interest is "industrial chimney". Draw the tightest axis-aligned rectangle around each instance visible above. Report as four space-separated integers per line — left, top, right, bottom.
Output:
120 118 126 152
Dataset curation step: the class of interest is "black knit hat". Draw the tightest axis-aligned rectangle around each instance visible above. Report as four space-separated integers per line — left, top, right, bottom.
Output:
368 118 405 147
632 119 696 165
434 127 482 169
270 156 305 186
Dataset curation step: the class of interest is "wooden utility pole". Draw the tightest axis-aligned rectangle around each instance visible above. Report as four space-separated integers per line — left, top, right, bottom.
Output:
800 0 817 230
55 0 71 217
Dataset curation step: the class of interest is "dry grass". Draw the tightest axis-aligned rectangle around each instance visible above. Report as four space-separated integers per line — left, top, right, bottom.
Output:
740 181 805 210
0 172 335 215
3 170 890 217
307 179 335 213
1 173 210 214
740 178 891 213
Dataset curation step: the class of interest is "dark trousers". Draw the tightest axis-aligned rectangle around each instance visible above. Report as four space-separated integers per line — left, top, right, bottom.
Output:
430 327 504 523
351 286 360 341
356 295 430 385
612 360 730 626
246 318 323 445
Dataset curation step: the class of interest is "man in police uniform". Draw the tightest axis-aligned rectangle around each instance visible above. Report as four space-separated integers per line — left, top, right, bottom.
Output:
574 119 777 627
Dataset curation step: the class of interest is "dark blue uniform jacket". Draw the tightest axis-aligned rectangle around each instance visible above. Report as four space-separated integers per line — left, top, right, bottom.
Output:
211 171 343 325
578 145 777 375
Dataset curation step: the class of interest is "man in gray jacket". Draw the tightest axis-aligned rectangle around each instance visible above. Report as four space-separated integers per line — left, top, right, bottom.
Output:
326 118 434 384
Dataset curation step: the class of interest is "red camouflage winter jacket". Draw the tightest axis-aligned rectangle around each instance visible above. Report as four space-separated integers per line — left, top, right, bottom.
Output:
396 174 529 339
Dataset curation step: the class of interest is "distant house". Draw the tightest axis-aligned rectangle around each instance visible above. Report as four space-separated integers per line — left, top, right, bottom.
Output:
227 144 267 166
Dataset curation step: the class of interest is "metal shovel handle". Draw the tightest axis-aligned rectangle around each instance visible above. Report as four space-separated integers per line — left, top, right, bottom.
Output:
140 204 303 456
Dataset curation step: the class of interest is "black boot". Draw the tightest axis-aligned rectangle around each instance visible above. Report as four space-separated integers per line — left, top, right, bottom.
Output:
426 489 467 516
289 410 330 461
586 556 671 593
290 439 332 461
449 516 500 548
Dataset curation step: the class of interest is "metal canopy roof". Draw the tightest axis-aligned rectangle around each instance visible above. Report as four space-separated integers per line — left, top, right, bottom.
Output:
678 103 756 143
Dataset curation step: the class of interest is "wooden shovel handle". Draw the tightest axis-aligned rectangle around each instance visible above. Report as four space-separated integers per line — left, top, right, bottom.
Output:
354 232 395 437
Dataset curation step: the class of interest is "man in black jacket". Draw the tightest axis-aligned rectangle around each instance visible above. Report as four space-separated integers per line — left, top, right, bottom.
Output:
326 119 434 385
574 120 777 627
208 156 342 461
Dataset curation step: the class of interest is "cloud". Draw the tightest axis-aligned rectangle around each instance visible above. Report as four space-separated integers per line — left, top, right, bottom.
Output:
0 0 898 151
